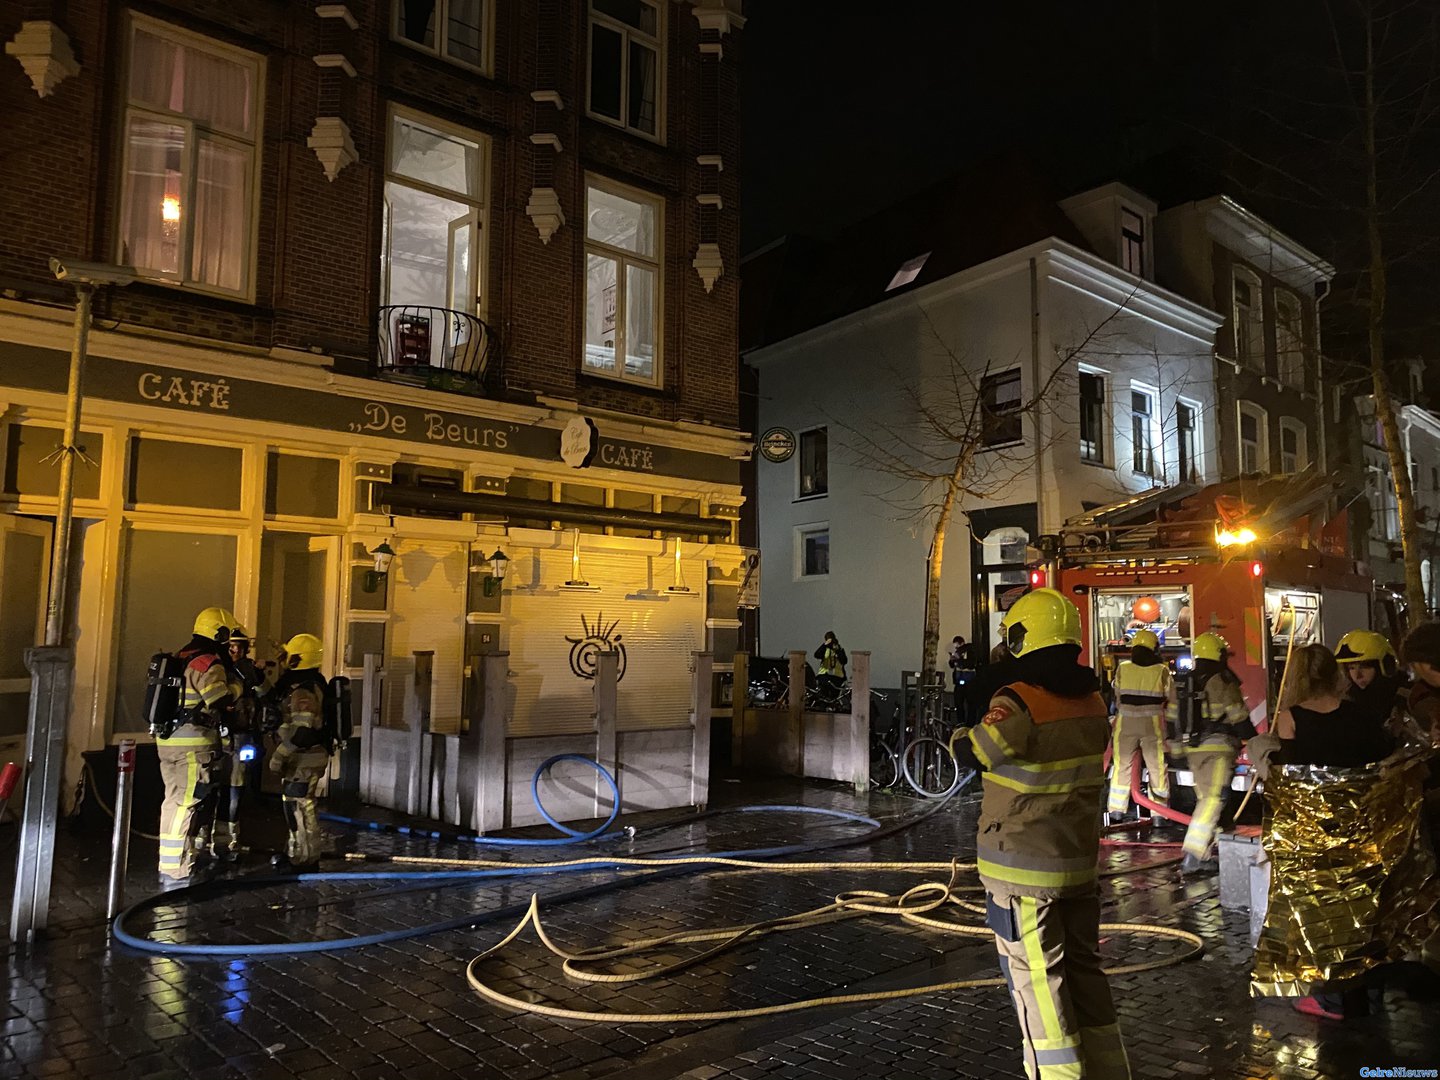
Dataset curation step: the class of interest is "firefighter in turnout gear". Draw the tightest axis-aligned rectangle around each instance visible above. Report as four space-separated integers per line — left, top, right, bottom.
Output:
269 633 330 869
1107 629 1174 819
208 627 270 862
954 588 1130 1080
157 607 243 886
1168 632 1254 874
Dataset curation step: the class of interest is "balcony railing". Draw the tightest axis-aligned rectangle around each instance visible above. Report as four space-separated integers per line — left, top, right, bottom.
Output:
376 305 496 388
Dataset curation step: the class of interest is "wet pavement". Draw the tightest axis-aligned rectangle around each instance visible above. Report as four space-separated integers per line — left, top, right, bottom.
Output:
3 775 1438 1080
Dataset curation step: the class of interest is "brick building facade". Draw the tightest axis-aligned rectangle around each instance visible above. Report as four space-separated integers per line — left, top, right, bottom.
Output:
0 0 748 824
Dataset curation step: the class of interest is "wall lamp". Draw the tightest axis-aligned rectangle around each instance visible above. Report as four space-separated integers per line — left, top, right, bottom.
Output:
363 540 396 593
482 548 509 597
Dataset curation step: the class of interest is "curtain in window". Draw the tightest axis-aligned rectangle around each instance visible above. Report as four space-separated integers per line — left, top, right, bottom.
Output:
191 138 249 292
131 29 253 134
119 118 184 275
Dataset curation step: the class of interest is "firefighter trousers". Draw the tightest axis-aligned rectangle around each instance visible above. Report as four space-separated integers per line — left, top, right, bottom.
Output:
211 751 247 854
275 749 328 865
1183 742 1236 860
156 725 220 880
1107 714 1169 814
987 892 1131 1080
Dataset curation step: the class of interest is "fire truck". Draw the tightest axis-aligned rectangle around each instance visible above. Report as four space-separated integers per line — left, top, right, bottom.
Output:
1035 474 1389 795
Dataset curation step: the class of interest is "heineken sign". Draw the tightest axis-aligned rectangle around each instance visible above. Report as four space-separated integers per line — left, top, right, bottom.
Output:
759 427 796 463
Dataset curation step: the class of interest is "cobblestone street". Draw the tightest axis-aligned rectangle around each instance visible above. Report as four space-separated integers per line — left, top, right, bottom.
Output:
4 779 1438 1080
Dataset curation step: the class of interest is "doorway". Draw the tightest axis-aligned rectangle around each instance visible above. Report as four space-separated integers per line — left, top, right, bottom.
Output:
0 515 52 751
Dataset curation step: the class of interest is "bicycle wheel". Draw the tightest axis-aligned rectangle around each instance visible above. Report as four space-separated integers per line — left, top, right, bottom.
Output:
869 746 900 790
901 736 960 797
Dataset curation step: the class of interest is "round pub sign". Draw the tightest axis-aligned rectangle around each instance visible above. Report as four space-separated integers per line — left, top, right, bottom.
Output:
759 427 797 463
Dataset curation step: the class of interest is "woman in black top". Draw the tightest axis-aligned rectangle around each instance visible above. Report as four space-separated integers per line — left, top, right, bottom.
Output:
1274 645 1395 768
1271 644 1396 1021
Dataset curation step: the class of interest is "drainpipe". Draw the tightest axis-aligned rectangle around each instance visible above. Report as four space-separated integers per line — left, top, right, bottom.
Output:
1030 257 1045 533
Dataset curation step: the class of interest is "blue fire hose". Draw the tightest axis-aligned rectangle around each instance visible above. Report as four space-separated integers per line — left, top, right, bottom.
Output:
112 754 960 957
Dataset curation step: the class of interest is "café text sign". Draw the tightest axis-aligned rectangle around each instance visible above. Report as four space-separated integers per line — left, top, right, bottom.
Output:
0 344 741 486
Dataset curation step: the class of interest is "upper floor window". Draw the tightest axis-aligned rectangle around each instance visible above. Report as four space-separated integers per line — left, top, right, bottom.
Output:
584 177 662 386
799 428 828 498
1239 402 1269 474
1276 291 1305 390
1279 418 1308 473
1130 387 1157 476
1079 371 1106 465
1120 208 1145 277
981 369 1023 447
381 109 488 315
118 16 262 300
394 0 491 74
1176 399 1199 482
1232 269 1264 372
589 0 663 140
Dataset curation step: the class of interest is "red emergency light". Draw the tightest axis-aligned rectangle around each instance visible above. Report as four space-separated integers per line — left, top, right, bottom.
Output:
1250 560 1264 579
1029 568 1047 588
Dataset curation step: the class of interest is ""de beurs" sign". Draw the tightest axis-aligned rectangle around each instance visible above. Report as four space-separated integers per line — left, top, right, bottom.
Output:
0 343 739 485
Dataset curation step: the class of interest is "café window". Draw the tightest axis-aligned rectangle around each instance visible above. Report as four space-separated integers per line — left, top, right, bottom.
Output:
584 177 662 386
981 369 1023 447
799 427 828 498
588 0 663 139
393 0 490 73
117 15 262 299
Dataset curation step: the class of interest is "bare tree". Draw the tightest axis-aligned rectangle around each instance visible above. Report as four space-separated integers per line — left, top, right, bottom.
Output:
834 300 1132 683
1212 0 1440 616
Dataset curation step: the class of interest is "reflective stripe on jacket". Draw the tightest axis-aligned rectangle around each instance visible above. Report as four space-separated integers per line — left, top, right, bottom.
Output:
1166 672 1249 746
1112 659 1173 722
969 681 1109 899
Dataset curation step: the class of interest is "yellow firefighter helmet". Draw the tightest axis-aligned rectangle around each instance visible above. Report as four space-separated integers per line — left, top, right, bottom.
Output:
1334 629 1398 675
1001 588 1082 657
1192 632 1229 663
1130 629 1160 653
194 606 242 643
282 633 324 671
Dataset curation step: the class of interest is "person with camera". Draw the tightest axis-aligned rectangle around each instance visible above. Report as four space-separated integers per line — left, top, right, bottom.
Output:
814 631 848 699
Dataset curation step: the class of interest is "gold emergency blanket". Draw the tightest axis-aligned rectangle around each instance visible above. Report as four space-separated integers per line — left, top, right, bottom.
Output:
1252 755 1439 997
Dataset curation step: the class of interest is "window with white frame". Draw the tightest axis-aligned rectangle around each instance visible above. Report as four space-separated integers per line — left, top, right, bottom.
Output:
118 16 262 298
393 0 490 73
1176 399 1199 482
1238 402 1269 474
1232 269 1264 371
381 110 488 315
1279 418 1308 473
584 178 662 385
981 369 1023 447
799 428 828 498
1276 291 1305 389
1120 208 1145 277
1079 370 1106 465
1130 387 1157 476
588 0 662 139
797 524 829 579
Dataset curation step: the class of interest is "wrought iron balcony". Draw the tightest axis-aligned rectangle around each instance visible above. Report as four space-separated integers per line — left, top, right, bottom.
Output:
376 305 496 388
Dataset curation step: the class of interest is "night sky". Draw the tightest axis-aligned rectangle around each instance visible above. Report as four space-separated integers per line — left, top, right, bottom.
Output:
741 1 1440 375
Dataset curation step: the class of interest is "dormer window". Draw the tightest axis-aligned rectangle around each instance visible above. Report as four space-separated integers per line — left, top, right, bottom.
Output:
1120 208 1145 277
886 252 930 291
